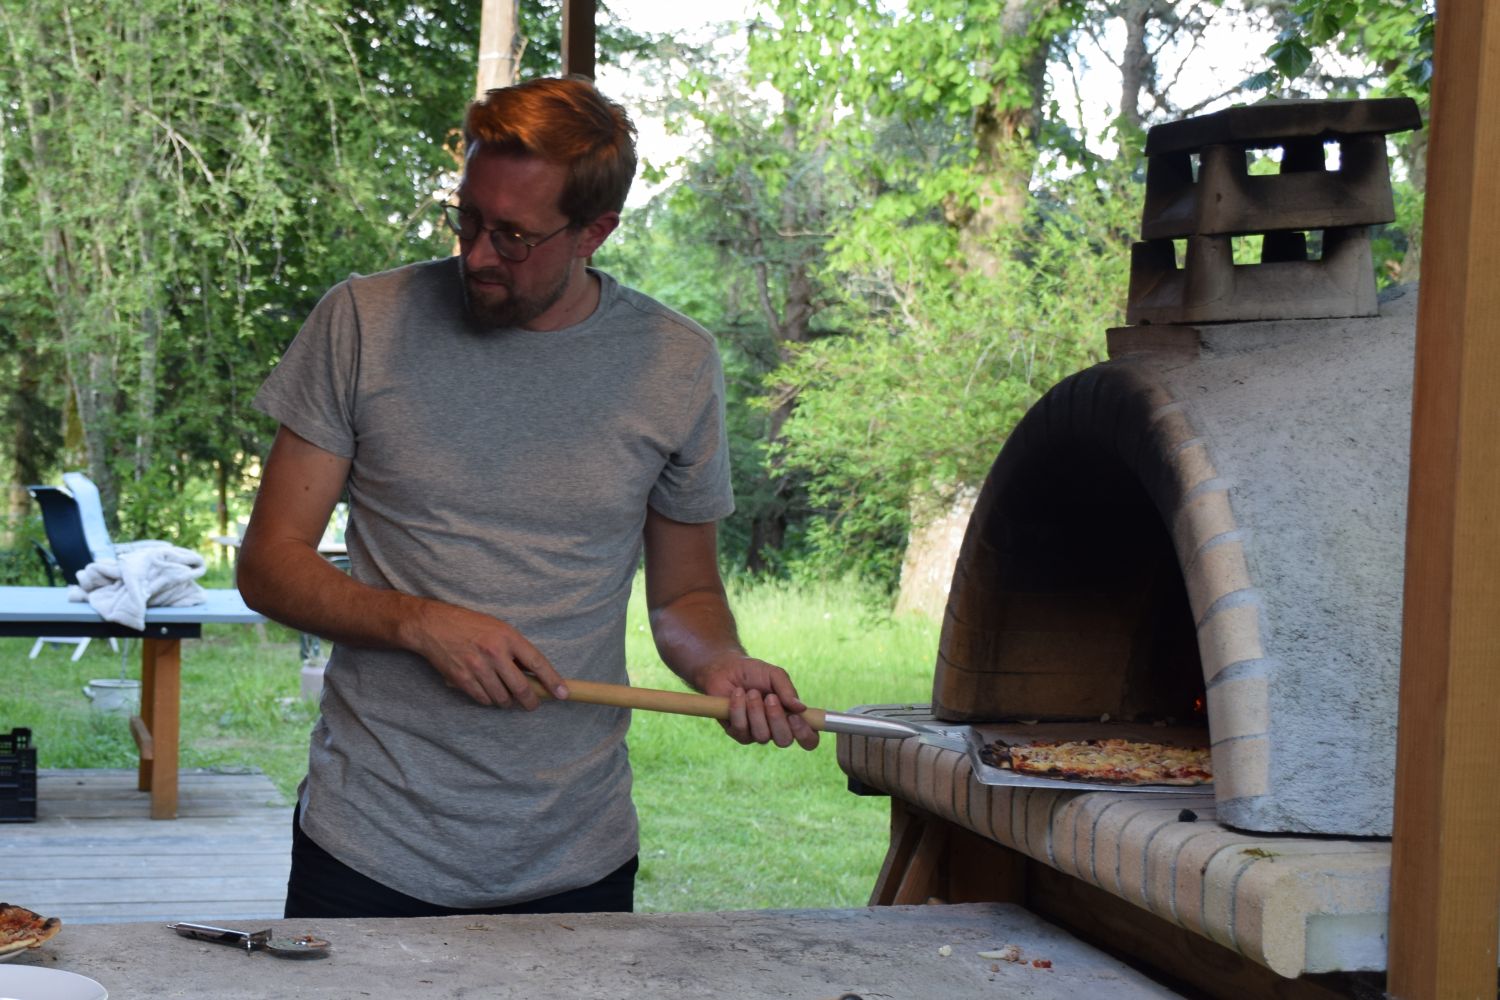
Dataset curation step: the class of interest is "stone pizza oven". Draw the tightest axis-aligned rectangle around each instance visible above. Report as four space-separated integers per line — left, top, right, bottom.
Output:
840 98 1428 988
933 291 1417 837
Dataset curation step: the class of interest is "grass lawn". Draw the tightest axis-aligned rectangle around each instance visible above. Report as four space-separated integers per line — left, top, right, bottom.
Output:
0 574 938 913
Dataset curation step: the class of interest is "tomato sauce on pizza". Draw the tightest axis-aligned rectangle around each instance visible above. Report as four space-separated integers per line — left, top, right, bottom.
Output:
0 903 62 957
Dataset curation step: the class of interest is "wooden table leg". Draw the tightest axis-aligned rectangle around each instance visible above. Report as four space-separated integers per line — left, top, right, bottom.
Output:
138 638 181 820
136 646 155 793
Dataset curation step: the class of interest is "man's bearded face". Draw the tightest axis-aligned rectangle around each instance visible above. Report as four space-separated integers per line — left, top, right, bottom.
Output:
458 252 573 330
454 149 581 332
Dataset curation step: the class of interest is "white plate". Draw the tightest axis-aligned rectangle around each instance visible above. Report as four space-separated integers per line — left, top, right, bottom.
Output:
0 966 107 1000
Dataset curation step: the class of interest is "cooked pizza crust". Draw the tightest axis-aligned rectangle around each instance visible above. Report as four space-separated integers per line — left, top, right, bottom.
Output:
981 738 1212 785
0 903 62 955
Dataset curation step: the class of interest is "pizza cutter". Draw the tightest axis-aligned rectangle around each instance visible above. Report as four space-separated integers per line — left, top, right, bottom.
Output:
167 922 330 959
526 677 941 740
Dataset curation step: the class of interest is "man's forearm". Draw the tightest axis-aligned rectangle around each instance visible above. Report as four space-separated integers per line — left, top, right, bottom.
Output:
647 586 746 693
237 537 428 654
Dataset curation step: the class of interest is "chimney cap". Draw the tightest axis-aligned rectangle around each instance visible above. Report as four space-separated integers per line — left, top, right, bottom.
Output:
1145 97 1422 157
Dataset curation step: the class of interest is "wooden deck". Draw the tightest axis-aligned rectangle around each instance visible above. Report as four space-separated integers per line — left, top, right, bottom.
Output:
0 769 292 924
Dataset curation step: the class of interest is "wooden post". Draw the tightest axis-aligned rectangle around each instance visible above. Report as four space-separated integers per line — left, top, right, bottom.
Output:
140 638 183 820
561 0 595 79
1387 2 1500 996
135 644 156 794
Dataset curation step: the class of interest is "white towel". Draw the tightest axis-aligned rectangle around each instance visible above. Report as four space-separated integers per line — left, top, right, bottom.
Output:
67 542 208 631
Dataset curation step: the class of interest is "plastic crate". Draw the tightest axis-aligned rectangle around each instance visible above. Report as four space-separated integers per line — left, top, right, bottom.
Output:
0 727 37 823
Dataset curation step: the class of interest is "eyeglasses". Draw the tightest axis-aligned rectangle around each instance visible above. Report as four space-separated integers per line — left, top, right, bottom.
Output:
442 204 572 262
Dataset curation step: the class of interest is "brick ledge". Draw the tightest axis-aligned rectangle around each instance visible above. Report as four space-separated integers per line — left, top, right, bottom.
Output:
839 731 1395 978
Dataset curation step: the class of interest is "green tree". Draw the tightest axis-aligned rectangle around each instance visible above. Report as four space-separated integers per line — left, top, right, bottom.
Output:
706 0 1414 590
753 0 1083 274
773 163 1136 585
0 1 658 541
1257 0 1434 282
638 35 862 572
0 1 463 539
729 0 1125 588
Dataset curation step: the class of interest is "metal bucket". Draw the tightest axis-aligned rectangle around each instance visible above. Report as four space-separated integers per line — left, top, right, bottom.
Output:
83 678 140 714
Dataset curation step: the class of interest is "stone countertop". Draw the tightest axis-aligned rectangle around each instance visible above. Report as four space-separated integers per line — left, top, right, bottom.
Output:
8 904 1186 999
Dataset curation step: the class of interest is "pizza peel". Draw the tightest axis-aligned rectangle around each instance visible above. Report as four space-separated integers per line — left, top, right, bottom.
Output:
527 685 1209 792
527 677 943 740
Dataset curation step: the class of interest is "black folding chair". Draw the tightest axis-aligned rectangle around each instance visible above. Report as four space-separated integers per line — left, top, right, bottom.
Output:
24 498 119 660
31 540 62 586
26 486 95 585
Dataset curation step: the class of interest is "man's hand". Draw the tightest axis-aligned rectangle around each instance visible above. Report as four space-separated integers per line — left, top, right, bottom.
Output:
697 654 820 751
407 600 569 710
239 428 569 712
642 509 817 750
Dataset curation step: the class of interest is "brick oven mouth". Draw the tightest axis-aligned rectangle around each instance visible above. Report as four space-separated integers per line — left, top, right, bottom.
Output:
934 362 1209 735
907 361 1225 790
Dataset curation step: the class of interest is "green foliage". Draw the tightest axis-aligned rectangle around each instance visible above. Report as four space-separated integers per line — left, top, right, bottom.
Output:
1259 0 1434 99
1371 174 1423 287
0 0 476 536
772 160 1134 587
604 39 863 572
618 0 1108 586
0 2 658 538
754 0 1083 138
115 463 220 543
3 0 1431 595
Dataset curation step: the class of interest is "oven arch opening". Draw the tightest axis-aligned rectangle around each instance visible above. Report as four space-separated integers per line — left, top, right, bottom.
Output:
933 363 1208 728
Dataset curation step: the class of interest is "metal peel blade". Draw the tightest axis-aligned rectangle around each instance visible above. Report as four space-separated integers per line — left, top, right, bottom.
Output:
815 710 940 740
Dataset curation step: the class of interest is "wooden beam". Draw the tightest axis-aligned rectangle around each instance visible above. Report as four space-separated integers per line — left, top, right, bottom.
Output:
140 638 182 820
1387 2 1500 996
560 0 595 79
128 715 153 760
869 798 925 906
868 801 1028 907
889 819 946 905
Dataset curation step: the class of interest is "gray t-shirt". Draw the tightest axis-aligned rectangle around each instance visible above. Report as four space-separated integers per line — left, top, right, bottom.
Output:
253 257 735 906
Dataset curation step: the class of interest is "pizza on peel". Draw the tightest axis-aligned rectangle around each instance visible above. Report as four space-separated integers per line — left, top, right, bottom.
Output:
980 737 1212 786
0 903 62 958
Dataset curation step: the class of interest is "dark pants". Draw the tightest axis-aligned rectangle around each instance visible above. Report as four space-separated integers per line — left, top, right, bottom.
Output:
284 804 637 918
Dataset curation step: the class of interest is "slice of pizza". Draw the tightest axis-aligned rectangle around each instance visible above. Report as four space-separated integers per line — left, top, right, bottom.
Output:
0 903 63 957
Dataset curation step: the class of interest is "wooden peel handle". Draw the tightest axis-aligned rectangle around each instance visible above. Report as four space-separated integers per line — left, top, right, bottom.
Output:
528 677 829 730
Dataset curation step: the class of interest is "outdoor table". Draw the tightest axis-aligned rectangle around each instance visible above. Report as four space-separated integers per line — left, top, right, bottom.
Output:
2 904 1186 998
0 586 265 819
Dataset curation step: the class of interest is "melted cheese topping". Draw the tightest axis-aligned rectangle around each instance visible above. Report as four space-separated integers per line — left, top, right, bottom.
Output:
997 738 1212 785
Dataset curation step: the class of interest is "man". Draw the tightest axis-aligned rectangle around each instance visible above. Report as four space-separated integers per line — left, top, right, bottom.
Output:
237 77 818 920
